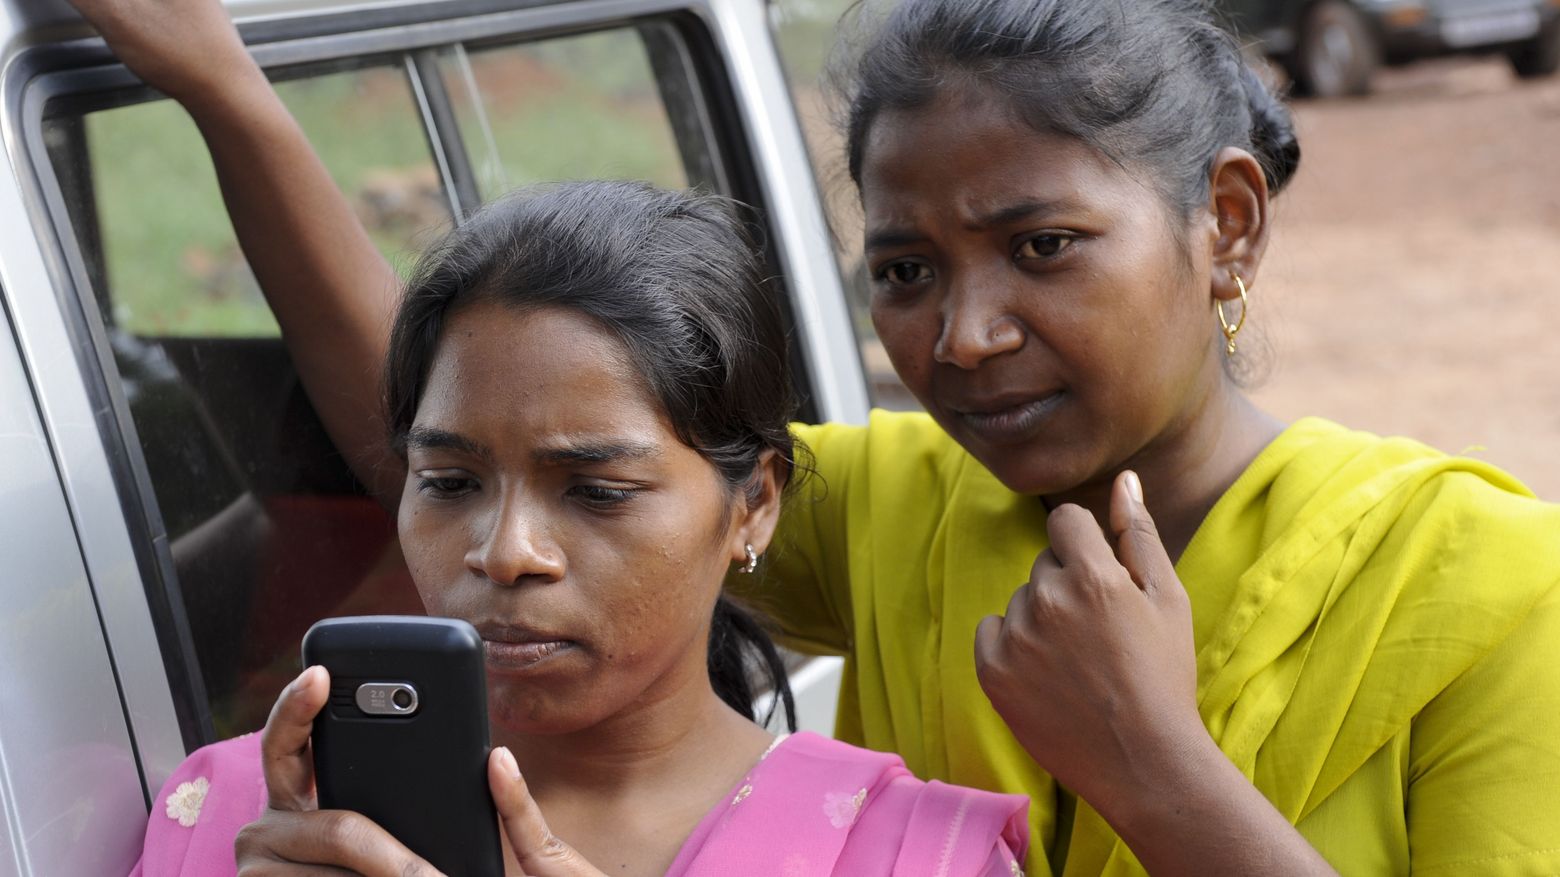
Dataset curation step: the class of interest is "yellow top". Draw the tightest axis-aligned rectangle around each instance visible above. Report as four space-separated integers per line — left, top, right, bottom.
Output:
751 412 1560 876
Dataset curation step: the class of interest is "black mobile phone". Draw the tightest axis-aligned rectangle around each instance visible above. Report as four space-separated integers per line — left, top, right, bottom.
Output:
301 615 502 876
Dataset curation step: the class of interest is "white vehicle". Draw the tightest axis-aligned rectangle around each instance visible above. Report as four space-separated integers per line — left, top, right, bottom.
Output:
0 1 861 872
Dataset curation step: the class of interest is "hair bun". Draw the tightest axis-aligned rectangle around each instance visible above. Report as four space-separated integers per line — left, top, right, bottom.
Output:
1238 62 1301 194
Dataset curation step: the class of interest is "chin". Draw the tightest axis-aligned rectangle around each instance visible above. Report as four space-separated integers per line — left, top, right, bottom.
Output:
986 465 1069 497
967 442 1098 499
485 678 606 735
921 408 1079 496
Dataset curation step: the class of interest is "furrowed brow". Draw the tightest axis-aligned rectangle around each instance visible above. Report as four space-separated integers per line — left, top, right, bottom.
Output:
864 228 925 254
865 199 1078 253
536 441 661 466
968 198 1075 231
404 426 490 459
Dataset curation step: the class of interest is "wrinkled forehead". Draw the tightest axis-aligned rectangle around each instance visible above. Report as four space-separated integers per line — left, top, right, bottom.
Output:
860 96 1149 233
855 76 1185 222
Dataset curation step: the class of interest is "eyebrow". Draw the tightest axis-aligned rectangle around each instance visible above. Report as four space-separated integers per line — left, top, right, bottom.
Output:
967 198 1077 231
863 228 927 254
404 427 661 466
535 441 662 466
404 426 491 459
864 198 1079 254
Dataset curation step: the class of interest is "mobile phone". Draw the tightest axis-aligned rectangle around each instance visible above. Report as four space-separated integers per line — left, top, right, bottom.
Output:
301 615 503 876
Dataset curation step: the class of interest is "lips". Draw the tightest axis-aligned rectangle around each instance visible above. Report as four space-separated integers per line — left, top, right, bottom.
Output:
474 621 577 672
948 390 1066 444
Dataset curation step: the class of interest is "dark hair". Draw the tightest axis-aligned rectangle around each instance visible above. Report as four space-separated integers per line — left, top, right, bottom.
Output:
384 180 799 732
836 0 1301 216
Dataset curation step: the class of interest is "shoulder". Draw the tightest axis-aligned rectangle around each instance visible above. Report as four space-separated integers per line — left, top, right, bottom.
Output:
133 734 266 877
1257 417 1557 550
774 730 906 770
1263 419 1560 687
792 410 973 498
769 733 1028 817
771 734 1030 874
794 410 961 468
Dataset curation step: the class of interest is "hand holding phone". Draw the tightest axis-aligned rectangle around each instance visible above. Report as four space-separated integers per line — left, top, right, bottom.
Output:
302 616 504 876
233 616 610 877
233 663 455 875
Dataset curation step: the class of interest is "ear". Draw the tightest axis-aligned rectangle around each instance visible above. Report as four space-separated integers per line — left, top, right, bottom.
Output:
727 448 787 566
1205 146 1271 302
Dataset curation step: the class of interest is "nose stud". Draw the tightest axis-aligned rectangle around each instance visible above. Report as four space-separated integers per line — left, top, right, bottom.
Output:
936 314 1025 368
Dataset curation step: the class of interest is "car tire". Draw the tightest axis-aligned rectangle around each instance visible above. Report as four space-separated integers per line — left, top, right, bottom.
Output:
1289 0 1380 98
1507 22 1560 79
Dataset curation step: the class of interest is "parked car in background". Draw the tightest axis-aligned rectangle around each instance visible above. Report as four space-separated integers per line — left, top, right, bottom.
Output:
0 0 860 873
1219 0 1560 96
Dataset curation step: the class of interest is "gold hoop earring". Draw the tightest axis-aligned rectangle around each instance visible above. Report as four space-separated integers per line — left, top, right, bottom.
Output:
739 543 759 574
1218 274 1249 356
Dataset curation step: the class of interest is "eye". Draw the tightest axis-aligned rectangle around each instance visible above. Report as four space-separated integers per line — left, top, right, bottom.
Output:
1014 234 1074 260
569 484 639 509
416 474 476 498
873 259 933 288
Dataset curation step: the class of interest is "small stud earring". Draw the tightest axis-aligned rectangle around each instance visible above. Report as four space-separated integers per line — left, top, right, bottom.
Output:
739 543 759 574
1218 274 1249 356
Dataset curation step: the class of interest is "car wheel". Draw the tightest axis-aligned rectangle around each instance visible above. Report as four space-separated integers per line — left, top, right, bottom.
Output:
1507 22 1560 79
1290 0 1380 97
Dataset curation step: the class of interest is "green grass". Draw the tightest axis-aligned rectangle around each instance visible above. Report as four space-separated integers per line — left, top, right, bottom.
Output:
84 33 687 338
452 32 685 196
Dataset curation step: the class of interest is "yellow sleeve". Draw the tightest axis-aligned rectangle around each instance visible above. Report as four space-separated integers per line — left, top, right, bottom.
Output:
734 420 868 656
1407 573 1560 875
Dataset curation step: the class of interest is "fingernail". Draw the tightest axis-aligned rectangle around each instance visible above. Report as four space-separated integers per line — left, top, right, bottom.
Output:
497 746 520 780
290 666 313 692
1124 470 1144 505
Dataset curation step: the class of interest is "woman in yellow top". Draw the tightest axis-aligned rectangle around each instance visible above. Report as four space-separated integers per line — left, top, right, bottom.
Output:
71 0 1560 872
754 1 1560 875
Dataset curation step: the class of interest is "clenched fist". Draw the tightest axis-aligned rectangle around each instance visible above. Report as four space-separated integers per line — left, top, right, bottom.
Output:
974 471 1203 818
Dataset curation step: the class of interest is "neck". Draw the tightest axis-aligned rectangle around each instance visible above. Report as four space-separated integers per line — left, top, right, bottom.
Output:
488 646 775 877
1045 383 1282 562
495 650 773 800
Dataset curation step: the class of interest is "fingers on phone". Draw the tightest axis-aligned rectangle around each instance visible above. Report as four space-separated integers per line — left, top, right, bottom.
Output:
490 747 598 876
261 665 329 811
236 808 444 877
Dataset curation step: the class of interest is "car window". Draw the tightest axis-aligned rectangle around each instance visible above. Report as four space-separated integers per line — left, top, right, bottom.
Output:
768 0 918 411
67 64 451 340
441 30 688 199
44 59 450 738
40 17 784 744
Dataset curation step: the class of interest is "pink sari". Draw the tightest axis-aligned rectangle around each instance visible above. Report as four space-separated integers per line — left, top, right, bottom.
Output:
131 732 1028 876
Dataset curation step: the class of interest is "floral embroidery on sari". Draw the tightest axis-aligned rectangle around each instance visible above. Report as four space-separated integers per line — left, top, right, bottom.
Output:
164 777 210 828
822 787 867 829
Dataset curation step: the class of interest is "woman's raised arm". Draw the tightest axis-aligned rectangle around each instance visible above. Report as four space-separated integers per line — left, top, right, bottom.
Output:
69 0 406 504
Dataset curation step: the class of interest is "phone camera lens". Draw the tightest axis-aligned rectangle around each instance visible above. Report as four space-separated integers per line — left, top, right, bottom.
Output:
355 682 418 715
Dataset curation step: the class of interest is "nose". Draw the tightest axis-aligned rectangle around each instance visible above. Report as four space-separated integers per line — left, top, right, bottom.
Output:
465 495 565 587
932 278 1025 370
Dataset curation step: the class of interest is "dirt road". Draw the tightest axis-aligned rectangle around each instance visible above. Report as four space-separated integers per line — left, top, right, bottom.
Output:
1248 58 1560 499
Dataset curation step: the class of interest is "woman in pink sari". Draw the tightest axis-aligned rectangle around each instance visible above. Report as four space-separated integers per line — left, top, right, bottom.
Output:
137 721 1025 876
128 182 1027 877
